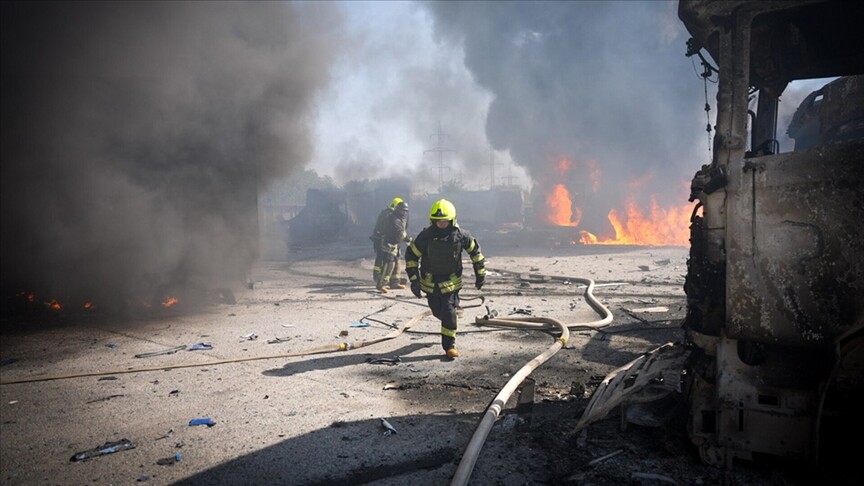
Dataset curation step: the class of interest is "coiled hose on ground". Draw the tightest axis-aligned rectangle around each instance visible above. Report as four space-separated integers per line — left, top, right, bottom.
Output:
450 272 613 486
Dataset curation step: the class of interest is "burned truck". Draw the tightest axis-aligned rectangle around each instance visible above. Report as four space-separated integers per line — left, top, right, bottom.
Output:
679 0 863 474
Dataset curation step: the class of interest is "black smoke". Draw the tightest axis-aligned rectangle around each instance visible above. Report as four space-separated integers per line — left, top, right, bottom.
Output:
425 1 710 234
1 1 342 313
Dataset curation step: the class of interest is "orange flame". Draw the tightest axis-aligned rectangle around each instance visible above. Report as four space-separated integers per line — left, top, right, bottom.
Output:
545 184 582 226
83 302 96 310
556 158 572 176
45 299 62 310
162 296 179 308
27 292 35 303
579 197 694 246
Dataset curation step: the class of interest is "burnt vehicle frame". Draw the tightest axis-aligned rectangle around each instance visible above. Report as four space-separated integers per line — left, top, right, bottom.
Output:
578 0 864 476
680 0 864 471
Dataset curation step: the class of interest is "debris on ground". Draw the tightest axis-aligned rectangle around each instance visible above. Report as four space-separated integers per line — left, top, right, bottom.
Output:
135 346 186 358
366 357 401 365
70 439 137 462
189 418 216 427
86 394 124 404
188 343 213 351
380 418 397 436
156 453 182 466
267 337 291 344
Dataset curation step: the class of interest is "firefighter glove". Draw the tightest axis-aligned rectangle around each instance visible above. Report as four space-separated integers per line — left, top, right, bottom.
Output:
410 281 422 298
475 275 485 290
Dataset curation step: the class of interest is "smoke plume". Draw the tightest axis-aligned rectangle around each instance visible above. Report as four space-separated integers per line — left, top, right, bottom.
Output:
1 1 342 312
425 1 710 234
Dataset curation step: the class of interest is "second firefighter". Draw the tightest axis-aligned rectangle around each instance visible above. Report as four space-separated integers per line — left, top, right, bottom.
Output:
376 200 411 293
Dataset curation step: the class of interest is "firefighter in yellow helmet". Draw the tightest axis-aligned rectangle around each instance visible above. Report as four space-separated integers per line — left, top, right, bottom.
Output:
405 199 486 358
375 200 411 292
371 197 404 288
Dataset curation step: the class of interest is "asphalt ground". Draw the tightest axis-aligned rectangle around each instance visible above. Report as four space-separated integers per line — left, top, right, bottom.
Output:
1 241 793 485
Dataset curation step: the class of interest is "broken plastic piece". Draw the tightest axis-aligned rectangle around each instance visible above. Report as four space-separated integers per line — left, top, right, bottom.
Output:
70 439 136 462
350 321 370 328
189 417 215 427
189 343 213 351
380 418 397 436
240 332 257 341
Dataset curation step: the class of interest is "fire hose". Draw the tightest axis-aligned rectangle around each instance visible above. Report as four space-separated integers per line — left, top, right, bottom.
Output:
450 272 613 486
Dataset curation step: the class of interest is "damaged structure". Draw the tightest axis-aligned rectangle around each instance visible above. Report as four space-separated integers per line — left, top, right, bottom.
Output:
679 0 864 473
578 0 863 478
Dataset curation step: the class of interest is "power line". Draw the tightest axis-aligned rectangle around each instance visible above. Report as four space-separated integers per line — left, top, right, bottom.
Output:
423 121 453 193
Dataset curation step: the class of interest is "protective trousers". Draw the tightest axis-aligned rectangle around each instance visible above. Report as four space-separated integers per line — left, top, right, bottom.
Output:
371 238 383 283
428 291 460 351
377 245 402 289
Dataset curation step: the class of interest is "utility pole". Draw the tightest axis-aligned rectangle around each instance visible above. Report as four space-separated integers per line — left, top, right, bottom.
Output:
501 159 517 188
423 121 453 193
489 150 502 190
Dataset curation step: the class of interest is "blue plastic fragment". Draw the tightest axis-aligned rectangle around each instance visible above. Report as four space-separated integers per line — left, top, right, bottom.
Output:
189 343 213 351
350 321 369 328
106 343 118 349
189 417 215 427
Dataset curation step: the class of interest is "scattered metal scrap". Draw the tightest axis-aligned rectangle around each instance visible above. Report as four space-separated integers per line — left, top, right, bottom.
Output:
367 357 401 366
570 342 690 436
134 345 186 358
70 439 136 462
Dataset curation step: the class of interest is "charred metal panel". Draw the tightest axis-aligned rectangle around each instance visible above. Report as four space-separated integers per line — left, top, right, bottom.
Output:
713 337 817 463
725 142 864 345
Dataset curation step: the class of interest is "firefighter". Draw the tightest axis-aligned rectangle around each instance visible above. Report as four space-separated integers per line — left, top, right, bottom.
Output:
371 197 403 285
376 200 411 293
405 199 486 358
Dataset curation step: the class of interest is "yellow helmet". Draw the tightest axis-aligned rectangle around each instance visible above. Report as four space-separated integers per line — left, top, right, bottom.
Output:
389 197 404 210
429 199 456 221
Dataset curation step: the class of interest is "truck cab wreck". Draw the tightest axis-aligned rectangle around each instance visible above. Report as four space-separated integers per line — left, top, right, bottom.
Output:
579 0 863 478
681 0 864 474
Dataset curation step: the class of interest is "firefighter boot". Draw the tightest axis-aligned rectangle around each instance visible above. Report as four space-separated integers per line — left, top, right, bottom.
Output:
446 348 459 359
389 280 406 290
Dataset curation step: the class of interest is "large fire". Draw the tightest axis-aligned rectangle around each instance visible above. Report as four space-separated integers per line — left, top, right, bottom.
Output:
544 177 694 247
545 183 582 226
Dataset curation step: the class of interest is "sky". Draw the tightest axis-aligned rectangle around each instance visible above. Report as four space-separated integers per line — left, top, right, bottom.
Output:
0 1 831 310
